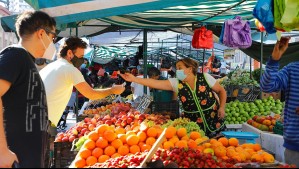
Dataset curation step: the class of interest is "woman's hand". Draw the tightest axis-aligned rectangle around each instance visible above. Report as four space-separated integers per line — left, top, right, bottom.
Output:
119 73 136 82
0 148 18 168
218 107 225 119
111 84 125 95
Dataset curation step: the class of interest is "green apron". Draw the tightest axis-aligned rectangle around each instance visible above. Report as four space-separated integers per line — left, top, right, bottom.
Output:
178 73 225 137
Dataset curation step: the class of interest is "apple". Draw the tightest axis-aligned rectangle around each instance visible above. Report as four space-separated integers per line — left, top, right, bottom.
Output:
121 115 127 121
91 118 97 125
69 136 76 142
88 124 96 131
62 137 69 142
55 138 62 142
76 126 83 132
105 120 113 126
82 123 89 129
81 128 88 135
103 115 111 120
127 117 133 124
138 114 145 120
121 120 127 127
84 117 91 123
72 129 78 135
115 121 121 127
85 131 90 136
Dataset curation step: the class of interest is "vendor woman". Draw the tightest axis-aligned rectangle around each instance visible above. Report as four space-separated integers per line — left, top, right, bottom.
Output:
120 58 226 137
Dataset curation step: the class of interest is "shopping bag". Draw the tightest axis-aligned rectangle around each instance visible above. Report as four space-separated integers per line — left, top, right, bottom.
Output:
252 0 276 34
222 16 252 49
192 26 214 49
280 0 299 30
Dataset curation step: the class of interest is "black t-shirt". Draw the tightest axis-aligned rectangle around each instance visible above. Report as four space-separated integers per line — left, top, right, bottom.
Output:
0 46 49 168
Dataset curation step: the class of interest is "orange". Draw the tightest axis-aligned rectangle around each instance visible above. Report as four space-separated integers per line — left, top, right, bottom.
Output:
140 144 151 152
111 139 123 149
86 156 98 166
74 157 86 168
252 144 262 151
176 128 187 138
263 153 275 163
175 140 188 148
138 141 145 147
79 148 92 159
104 146 116 156
103 130 117 142
209 139 218 144
88 131 100 142
169 137 179 144
111 153 121 158
146 127 158 138
84 139 96 150
228 138 239 147
145 137 156 146
137 131 147 142
126 135 140 146
96 124 110 136
187 140 197 149
92 147 103 158
163 141 174 150
218 137 229 147
96 137 108 149
181 135 189 141
214 146 227 157
165 126 176 139
115 127 126 135
98 155 110 163
118 145 129 156
129 145 141 154
118 134 127 144
251 153 264 163
190 132 201 140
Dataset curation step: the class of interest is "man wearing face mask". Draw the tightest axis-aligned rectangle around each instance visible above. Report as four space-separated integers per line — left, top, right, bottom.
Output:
0 11 56 168
120 58 227 138
39 37 125 127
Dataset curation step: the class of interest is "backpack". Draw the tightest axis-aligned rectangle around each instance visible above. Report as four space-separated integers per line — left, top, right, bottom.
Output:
222 16 252 49
192 26 214 49
252 0 276 34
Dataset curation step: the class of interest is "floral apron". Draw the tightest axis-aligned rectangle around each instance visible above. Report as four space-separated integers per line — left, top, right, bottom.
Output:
178 73 225 137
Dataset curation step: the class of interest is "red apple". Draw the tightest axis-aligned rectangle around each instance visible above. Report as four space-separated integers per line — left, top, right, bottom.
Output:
127 117 133 124
82 123 89 129
103 115 111 120
121 120 127 127
91 118 97 125
84 117 91 123
62 137 69 142
138 114 145 120
121 115 127 121
134 111 140 115
81 128 88 135
76 126 83 132
105 120 113 126
69 136 76 142
55 138 62 142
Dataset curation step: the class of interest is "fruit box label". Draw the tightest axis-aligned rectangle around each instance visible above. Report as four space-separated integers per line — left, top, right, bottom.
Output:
136 94 153 114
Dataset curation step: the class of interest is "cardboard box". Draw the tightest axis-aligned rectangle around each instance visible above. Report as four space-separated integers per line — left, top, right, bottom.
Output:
262 91 281 100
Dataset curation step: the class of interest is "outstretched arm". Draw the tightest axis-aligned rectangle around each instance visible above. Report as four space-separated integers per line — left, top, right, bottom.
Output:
0 79 18 168
75 82 125 100
119 73 173 91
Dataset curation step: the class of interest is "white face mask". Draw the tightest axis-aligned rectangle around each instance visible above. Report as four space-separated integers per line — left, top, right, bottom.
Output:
40 34 56 60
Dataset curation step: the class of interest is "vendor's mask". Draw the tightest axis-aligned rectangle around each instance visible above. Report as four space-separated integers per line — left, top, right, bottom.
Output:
71 54 84 68
176 70 187 81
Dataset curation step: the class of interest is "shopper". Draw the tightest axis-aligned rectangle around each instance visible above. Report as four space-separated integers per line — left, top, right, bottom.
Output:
0 11 56 168
39 37 125 127
121 58 226 137
131 69 150 102
260 36 299 166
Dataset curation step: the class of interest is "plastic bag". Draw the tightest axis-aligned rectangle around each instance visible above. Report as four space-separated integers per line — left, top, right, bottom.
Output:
252 0 276 34
280 0 299 30
222 16 252 49
192 26 214 49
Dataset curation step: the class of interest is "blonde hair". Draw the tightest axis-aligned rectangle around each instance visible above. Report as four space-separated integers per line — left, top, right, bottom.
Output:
176 58 199 75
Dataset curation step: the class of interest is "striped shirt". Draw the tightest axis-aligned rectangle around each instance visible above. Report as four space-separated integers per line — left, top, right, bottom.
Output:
260 57 299 152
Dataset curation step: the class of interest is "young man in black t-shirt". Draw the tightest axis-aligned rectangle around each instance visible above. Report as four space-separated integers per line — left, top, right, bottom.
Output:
0 11 56 168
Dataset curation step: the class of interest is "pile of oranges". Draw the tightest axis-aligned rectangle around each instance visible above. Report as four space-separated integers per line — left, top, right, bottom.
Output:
73 124 207 168
200 137 275 163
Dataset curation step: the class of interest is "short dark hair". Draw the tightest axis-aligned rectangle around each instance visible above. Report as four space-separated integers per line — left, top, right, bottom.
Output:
15 11 56 38
59 37 88 58
147 67 160 78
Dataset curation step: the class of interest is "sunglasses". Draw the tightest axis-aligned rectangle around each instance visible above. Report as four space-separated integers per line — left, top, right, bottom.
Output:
41 27 57 42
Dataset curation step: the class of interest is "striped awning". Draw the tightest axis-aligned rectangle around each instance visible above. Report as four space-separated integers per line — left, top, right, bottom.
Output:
2 0 257 34
91 46 136 64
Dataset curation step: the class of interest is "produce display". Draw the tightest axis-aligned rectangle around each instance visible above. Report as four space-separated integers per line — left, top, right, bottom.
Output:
225 96 284 125
247 114 282 132
220 68 259 87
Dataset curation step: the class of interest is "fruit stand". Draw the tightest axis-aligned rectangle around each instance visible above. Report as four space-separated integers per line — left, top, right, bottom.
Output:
49 93 298 169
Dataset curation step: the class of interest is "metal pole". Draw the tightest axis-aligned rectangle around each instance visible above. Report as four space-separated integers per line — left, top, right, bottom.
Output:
143 29 148 95
176 34 178 61
250 57 252 79
75 26 79 120
202 49 205 73
260 31 264 99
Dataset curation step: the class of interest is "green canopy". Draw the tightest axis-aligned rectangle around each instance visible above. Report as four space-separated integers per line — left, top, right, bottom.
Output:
91 46 136 64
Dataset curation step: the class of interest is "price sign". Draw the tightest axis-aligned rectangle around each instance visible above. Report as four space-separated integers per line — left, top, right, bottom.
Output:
136 94 153 114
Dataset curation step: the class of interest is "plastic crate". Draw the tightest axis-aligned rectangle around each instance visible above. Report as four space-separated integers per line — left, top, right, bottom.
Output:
273 121 283 136
150 101 180 120
54 142 78 168
221 131 259 144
